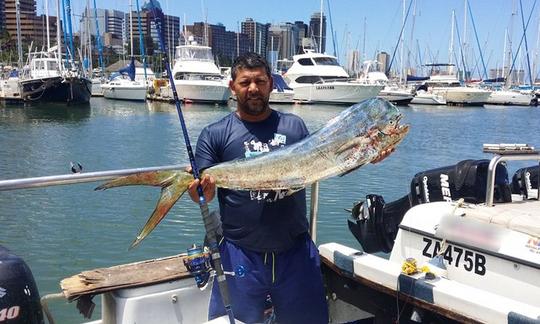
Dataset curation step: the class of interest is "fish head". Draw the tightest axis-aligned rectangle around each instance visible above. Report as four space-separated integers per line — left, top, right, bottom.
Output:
336 98 409 168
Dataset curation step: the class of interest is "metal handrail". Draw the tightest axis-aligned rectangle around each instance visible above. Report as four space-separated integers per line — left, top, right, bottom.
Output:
0 164 184 191
485 150 540 206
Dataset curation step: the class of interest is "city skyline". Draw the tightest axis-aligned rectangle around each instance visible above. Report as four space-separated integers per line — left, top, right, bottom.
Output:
29 0 540 79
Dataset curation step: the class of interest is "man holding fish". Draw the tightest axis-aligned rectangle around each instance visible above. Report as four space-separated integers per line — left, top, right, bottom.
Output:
187 52 329 324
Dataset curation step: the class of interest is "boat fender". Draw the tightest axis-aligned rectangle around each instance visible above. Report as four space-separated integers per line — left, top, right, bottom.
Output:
0 245 44 324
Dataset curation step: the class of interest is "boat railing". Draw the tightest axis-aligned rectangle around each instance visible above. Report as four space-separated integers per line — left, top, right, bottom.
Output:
483 144 540 206
0 165 321 242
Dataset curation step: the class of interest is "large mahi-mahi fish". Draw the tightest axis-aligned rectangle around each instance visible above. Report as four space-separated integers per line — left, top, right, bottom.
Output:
96 98 409 247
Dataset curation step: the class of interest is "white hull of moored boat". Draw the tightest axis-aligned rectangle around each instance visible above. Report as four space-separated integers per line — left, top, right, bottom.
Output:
172 80 231 103
486 90 535 106
102 81 147 101
431 87 491 105
293 83 383 104
410 91 447 105
269 90 295 103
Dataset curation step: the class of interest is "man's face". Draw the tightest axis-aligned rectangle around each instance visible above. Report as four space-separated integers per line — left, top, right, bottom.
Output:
230 67 273 117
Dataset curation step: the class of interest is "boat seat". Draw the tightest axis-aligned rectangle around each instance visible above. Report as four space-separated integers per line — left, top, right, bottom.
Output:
461 200 540 238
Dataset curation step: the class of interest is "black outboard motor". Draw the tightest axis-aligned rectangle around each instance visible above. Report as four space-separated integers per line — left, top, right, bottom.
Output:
0 245 44 324
348 159 512 253
511 165 540 199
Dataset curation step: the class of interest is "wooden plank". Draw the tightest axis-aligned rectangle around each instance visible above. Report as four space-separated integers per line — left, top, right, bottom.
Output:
61 254 192 301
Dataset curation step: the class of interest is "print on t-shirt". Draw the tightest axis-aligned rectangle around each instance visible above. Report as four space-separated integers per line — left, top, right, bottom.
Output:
243 133 288 202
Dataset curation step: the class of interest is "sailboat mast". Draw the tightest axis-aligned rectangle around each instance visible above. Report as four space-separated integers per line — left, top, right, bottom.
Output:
129 0 134 57
45 0 51 50
135 0 147 81
15 0 23 68
502 29 507 80
449 10 455 67
399 0 405 83
56 0 62 71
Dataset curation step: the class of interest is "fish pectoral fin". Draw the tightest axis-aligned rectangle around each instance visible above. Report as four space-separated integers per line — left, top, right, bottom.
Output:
338 162 367 177
95 170 182 190
129 175 191 249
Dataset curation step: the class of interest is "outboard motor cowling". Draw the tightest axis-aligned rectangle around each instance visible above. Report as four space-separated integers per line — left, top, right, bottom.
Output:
349 159 511 253
0 245 44 324
511 165 540 199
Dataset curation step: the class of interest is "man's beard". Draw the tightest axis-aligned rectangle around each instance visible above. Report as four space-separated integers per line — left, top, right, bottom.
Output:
240 96 270 116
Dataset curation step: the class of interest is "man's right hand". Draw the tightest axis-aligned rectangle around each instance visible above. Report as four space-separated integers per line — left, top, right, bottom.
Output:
186 167 216 203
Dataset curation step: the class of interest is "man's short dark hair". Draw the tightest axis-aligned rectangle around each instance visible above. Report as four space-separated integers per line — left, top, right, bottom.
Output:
231 52 271 80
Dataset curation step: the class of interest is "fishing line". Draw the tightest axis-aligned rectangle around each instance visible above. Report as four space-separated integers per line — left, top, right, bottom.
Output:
144 1 236 323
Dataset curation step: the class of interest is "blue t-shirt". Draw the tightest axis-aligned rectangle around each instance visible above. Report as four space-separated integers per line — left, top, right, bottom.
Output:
195 110 310 253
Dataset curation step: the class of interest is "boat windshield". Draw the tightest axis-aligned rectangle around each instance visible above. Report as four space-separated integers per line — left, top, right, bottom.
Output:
175 47 214 62
174 72 223 81
313 57 340 66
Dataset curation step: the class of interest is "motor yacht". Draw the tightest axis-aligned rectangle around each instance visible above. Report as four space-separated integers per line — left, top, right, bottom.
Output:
423 64 491 105
171 40 231 104
360 60 414 105
284 50 383 104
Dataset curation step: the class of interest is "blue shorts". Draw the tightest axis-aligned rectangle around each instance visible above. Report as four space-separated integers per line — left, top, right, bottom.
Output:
208 233 329 324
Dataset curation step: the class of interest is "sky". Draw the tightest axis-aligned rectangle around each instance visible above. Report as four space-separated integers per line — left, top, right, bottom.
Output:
36 0 540 77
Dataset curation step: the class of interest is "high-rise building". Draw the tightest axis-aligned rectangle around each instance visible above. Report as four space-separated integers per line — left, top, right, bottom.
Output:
309 12 326 53
293 21 308 54
376 51 390 74
184 22 250 65
0 0 5 32
268 23 298 61
5 0 60 47
241 18 269 57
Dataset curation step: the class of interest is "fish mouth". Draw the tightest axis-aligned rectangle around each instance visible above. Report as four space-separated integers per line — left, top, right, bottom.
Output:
380 114 409 136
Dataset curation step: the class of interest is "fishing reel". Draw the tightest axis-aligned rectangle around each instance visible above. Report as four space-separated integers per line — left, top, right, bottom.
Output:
183 244 212 289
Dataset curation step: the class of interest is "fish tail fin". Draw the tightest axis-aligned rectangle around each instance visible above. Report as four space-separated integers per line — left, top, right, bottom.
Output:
129 171 194 249
95 170 194 249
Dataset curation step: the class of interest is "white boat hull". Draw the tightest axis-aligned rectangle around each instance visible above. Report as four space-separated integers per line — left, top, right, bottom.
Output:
91 79 103 97
410 91 447 105
102 83 147 101
292 83 383 104
431 87 491 105
172 80 231 103
269 90 295 104
486 90 535 106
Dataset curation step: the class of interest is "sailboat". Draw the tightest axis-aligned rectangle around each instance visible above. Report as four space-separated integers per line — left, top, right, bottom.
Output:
102 0 149 101
18 0 91 104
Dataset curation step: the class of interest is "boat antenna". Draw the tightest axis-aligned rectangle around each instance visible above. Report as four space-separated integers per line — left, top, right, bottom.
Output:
144 1 236 323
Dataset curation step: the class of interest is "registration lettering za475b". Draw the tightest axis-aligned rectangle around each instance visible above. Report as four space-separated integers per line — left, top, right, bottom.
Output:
422 237 486 276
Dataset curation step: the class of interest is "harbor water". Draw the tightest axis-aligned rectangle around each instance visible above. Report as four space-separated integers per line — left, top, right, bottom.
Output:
0 98 538 323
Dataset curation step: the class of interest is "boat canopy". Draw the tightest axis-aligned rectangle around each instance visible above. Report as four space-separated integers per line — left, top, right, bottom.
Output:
117 57 136 81
272 73 292 92
406 75 430 82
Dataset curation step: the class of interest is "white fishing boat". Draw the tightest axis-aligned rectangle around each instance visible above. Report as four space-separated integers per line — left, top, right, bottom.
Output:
361 61 414 105
326 144 540 323
423 64 491 106
171 40 231 104
2 141 539 323
410 84 447 105
284 50 383 104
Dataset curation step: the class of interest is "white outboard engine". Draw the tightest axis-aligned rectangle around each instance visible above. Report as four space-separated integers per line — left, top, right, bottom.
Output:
0 245 44 324
348 159 515 253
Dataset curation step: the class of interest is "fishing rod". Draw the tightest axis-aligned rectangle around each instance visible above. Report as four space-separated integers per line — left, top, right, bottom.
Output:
144 1 236 323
